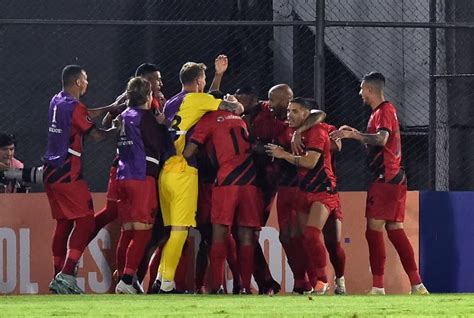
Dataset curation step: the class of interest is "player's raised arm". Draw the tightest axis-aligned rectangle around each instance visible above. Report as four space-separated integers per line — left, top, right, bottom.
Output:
209 54 228 92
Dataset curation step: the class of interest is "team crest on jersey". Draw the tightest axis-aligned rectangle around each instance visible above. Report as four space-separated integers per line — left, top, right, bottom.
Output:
217 116 225 122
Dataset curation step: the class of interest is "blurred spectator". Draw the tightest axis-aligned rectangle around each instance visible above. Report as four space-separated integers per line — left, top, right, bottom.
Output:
0 132 25 193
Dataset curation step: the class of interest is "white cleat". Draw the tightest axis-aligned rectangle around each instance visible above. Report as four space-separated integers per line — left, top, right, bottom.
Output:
115 280 138 294
367 287 386 295
334 276 347 295
411 283 430 295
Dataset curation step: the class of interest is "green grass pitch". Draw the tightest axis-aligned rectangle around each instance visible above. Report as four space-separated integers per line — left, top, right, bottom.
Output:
1 294 474 317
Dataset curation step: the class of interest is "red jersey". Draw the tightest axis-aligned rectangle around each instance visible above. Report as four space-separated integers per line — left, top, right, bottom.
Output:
191 110 256 187
247 101 287 143
321 123 338 173
366 101 405 184
298 124 337 193
44 102 93 184
276 124 299 188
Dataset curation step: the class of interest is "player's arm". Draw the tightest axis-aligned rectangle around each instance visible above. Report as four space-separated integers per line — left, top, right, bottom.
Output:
265 144 321 169
183 142 199 160
330 125 388 146
291 110 327 154
88 118 121 142
87 92 127 120
218 95 244 115
330 138 342 152
183 116 211 159
209 54 228 92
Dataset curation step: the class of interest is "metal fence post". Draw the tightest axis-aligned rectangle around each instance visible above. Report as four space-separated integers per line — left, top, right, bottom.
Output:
314 0 325 110
428 0 437 190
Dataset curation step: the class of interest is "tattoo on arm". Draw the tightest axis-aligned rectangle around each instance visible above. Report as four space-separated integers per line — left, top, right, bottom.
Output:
297 110 326 133
358 130 389 146
218 100 239 112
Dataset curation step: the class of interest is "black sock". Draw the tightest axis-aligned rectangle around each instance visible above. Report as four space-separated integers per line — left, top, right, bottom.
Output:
122 274 133 285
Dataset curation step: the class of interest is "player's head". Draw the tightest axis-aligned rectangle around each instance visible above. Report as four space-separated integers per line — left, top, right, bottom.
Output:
62 65 88 96
180 62 207 93
268 84 294 119
208 90 225 100
287 97 318 128
126 77 153 109
0 133 16 166
235 86 258 113
360 72 385 106
135 63 163 96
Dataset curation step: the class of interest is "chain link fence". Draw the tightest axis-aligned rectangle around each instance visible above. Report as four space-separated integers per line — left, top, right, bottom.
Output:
1 0 473 191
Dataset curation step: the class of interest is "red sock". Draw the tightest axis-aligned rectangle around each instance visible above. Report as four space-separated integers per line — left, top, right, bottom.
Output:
387 228 421 285
52 220 73 276
123 230 152 276
326 242 346 278
365 228 386 288
62 215 95 275
210 241 227 290
226 233 239 283
90 200 118 241
303 226 327 284
175 243 189 291
285 237 307 287
147 247 161 292
239 244 254 291
116 230 134 277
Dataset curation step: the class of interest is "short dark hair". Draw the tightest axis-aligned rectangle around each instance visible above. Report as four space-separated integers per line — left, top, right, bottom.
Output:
291 97 319 111
362 72 385 90
126 77 152 107
135 63 160 77
179 62 207 85
62 65 85 87
208 90 224 99
0 132 15 148
235 85 257 96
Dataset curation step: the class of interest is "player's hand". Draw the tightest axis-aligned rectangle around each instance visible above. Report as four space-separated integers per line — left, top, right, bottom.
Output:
0 162 9 171
265 143 286 159
215 54 228 75
291 130 305 155
339 125 359 133
155 111 166 125
156 91 166 106
330 129 355 141
111 116 122 131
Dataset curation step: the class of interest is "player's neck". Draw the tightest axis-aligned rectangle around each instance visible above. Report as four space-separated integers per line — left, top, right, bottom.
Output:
370 95 385 110
182 84 198 93
63 87 81 100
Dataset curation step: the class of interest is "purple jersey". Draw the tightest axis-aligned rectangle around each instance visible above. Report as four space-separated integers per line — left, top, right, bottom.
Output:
43 91 80 167
117 107 164 180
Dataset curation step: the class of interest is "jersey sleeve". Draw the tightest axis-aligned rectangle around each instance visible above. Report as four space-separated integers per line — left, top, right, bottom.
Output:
190 115 213 146
373 106 394 134
305 125 328 154
72 103 94 133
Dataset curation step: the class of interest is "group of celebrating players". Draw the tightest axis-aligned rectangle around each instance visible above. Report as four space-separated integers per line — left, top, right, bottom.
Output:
35 54 430 296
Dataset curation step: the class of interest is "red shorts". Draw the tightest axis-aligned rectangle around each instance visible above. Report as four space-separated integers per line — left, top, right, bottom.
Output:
276 187 300 229
45 180 94 220
211 185 263 228
117 176 158 224
106 166 118 201
366 182 407 222
197 183 213 226
299 191 342 220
